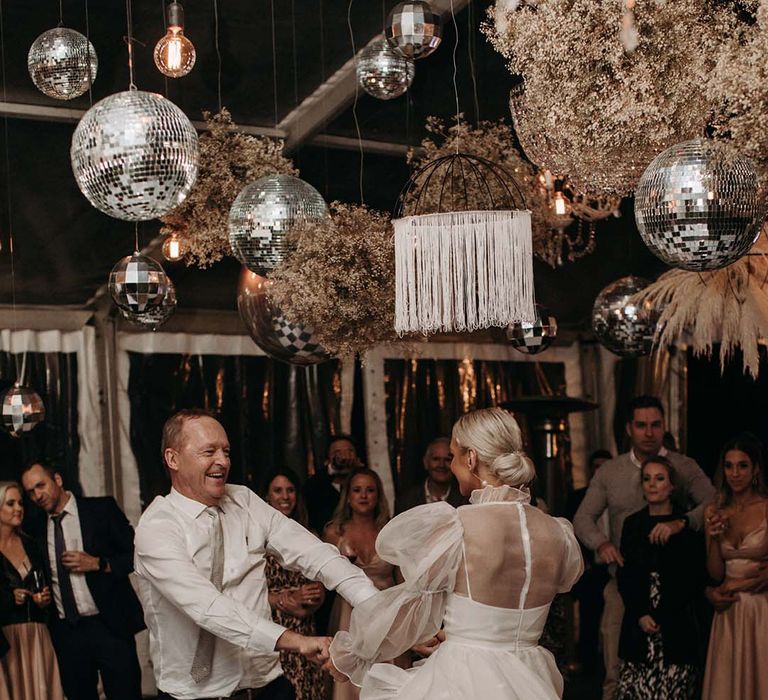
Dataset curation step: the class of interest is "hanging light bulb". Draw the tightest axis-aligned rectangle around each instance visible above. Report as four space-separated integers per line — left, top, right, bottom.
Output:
162 233 187 261
553 191 567 216
154 2 196 78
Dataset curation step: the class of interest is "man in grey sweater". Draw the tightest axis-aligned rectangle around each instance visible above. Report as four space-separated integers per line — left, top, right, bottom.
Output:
574 395 715 700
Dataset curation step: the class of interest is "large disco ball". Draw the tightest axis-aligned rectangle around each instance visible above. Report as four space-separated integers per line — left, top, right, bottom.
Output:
120 280 177 330
229 174 328 275
592 276 657 357
1 383 45 437
635 139 764 271
28 27 97 101
71 90 199 221
357 40 415 100
507 308 557 355
237 268 330 366
109 253 170 313
386 1 443 60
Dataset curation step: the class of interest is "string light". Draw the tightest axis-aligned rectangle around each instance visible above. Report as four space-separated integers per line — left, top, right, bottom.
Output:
161 233 187 261
154 2 196 78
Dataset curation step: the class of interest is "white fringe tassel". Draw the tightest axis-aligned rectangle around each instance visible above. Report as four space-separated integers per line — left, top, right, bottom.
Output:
394 210 536 335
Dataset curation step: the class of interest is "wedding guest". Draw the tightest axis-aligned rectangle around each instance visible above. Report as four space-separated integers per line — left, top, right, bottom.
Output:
0 481 63 700
395 438 468 514
135 409 379 700
20 463 144 700
324 467 404 700
616 457 704 700
702 433 768 700
574 396 715 700
263 470 329 700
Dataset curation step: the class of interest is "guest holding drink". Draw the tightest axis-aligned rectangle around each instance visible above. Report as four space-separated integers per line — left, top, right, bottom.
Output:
702 434 768 700
0 481 64 700
323 468 402 700
263 470 329 700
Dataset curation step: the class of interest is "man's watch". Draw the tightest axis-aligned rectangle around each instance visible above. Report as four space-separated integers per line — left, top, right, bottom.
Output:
98 557 108 573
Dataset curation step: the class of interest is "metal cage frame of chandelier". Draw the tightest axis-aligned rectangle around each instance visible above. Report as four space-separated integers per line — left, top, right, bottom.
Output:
393 152 528 219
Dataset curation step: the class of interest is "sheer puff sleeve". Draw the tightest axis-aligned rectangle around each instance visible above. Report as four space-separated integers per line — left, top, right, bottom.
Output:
330 501 464 686
555 517 585 593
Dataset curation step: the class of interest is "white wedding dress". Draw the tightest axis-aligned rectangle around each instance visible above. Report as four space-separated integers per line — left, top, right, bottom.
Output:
330 484 584 699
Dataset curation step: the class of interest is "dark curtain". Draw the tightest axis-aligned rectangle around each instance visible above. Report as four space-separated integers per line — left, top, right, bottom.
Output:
0 351 80 490
127 353 341 510
385 358 566 495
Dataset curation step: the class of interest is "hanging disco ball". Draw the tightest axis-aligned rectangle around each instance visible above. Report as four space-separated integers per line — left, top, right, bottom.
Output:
1 383 45 437
229 174 328 275
109 253 170 313
635 139 765 271
507 309 557 354
28 27 97 101
120 280 177 330
592 276 657 357
71 90 199 221
357 39 415 100
237 268 330 366
386 1 443 60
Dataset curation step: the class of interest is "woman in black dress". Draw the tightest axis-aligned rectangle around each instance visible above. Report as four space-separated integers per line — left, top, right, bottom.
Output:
616 456 704 700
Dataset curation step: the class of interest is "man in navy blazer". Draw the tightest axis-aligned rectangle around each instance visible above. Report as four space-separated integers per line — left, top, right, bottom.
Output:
21 461 145 700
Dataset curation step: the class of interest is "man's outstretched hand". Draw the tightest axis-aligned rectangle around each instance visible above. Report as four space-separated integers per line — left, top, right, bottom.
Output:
276 631 332 664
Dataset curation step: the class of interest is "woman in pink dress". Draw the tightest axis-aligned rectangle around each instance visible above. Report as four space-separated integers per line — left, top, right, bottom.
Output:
702 434 768 700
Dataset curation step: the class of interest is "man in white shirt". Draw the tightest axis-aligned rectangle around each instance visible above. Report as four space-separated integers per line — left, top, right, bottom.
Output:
135 409 380 700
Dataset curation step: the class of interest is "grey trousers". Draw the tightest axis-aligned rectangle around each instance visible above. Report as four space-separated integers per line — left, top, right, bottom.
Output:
600 577 625 700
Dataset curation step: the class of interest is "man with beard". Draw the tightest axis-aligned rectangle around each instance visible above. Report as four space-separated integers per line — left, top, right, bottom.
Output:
395 437 468 514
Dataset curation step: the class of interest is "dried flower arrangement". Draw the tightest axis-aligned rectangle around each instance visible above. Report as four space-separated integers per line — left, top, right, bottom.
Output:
160 109 296 267
268 202 397 356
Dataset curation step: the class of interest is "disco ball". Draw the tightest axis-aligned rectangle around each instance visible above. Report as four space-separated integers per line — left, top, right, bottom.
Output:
635 139 765 271
507 309 558 354
237 268 330 366
109 253 170 313
120 280 177 330
592 276 657 357
70 90 199 221
1 383 45 437
28 27 97 101
386 1 443 60
357 40 415 100
229 174 328 275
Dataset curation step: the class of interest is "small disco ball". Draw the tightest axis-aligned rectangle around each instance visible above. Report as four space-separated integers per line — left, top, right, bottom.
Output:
237 268 330 366
592 276 657 357
1 383 45 437
120 280 177 331
229 174 328 275
507 309 557 354
70 90 199 221
357 40 415 100
28 27 97 101
635 139 764 271
109 253 170 313
386 1 443 60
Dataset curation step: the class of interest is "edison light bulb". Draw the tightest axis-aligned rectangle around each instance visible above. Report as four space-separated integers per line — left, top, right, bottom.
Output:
154 2 196 78
162 234 187 262
553 191 567 216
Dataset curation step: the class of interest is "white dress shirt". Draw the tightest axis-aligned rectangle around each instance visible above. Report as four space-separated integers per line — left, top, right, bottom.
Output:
47 492 99 619
423 479 452 505
134 484 379 700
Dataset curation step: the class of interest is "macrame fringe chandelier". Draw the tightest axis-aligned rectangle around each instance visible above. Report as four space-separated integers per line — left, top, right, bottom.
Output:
393 153 535 335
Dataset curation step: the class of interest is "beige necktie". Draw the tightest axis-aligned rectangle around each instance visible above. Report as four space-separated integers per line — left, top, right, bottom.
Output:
190 507 224 683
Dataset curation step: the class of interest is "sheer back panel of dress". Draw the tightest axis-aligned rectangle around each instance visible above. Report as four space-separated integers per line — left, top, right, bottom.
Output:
455 504 578 609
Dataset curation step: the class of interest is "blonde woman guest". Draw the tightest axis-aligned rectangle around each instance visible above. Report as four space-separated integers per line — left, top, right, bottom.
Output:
327 408 583 700
0 481 64 700
323 467 403 700
702 434 768 700
263 470 329 700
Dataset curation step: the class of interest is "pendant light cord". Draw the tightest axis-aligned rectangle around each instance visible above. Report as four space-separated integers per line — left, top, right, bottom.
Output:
450 0 460 154
125 0 137 89
348 0 364 204
213 0 222 112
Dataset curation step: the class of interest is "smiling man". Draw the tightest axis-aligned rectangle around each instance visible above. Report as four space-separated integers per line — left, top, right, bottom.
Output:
573 395 715 700
134 409 379 700
395 437 468 514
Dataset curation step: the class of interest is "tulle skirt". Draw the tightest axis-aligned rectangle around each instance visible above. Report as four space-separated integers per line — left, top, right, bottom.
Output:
0 622 65 700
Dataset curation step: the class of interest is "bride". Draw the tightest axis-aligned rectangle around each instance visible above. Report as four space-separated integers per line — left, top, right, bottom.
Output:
328 407 583 699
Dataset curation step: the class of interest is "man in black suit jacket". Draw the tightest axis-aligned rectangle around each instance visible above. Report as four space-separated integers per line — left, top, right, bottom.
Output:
395 437 468 514
21 462 145 700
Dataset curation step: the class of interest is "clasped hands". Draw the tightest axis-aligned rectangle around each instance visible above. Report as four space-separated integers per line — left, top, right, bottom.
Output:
13 586 51 607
